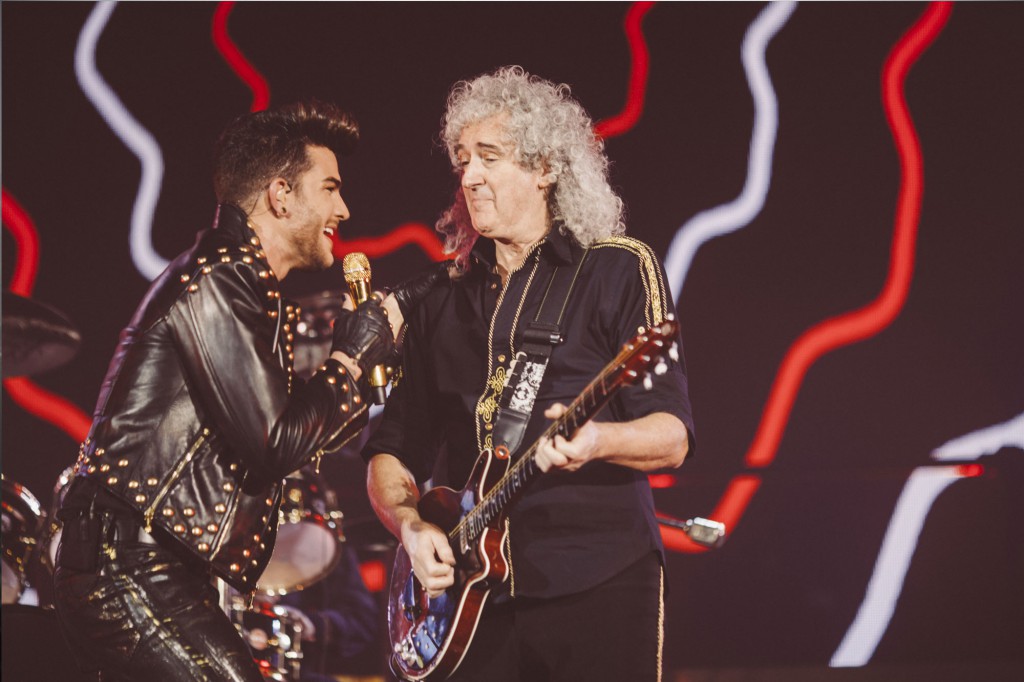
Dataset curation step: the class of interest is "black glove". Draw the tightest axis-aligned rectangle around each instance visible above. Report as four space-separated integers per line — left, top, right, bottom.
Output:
331 300 394 374
389 260 453 319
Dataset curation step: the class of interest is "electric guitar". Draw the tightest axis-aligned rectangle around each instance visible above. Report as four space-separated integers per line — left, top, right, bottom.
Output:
387 318 679 681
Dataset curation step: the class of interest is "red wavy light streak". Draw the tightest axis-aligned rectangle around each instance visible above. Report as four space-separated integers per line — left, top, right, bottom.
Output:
3 377 92 441
2 188 40 295
2 188 92 442
333 222 446 262
745 2 950 468
595 1 654 139
664 2 952 553
212 1 270 112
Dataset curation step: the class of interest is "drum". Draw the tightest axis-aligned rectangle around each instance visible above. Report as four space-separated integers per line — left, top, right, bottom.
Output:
258 468 344 595
231 599 304 681
1 475 44 604
292 290 347 379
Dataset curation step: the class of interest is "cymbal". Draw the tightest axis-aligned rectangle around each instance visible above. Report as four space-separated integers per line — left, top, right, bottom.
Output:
2 291 81 378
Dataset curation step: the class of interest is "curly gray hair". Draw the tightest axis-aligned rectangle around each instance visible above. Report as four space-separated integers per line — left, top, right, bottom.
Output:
436 66 625 273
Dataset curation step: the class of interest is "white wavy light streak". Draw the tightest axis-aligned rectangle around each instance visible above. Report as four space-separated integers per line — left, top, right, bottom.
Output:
829 465 964 667
75 0 168 280
664 0 796 304
831 412 1024 666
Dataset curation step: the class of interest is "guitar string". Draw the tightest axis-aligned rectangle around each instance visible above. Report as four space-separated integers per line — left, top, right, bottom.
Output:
449 326 672 541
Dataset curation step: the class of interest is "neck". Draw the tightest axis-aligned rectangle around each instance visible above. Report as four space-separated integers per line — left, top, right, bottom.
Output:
493 226 548 283
246 207 290 279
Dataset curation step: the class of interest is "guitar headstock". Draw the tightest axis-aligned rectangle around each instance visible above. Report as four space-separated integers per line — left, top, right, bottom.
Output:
618 315 680 390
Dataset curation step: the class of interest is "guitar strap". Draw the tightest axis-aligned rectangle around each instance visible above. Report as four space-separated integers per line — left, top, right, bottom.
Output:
492 246 590 459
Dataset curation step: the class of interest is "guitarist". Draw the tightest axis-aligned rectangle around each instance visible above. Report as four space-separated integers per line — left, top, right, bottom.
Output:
363 66 695 682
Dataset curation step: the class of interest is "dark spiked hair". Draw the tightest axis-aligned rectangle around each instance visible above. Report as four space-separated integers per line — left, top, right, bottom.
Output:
213 100 359 208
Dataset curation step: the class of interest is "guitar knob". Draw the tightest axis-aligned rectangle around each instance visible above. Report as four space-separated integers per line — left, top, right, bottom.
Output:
643 375 653 390
669 343 679 362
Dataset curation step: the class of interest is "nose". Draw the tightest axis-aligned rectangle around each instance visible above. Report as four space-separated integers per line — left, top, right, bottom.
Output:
334 191 350 221
461 157 484 189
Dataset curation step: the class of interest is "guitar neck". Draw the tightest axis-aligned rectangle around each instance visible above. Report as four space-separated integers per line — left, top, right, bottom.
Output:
452 342 639 545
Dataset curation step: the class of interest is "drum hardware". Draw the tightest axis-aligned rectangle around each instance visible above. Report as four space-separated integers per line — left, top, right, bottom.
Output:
656 515 728 548
2 290 81 378
257 467 345 595
291 290 347 380
1 475 45 604
229 595 304 681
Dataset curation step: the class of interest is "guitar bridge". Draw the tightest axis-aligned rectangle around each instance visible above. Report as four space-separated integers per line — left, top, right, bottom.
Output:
394 633 424 668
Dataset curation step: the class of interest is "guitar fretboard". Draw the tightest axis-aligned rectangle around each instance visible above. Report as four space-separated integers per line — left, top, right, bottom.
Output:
450 325 672 547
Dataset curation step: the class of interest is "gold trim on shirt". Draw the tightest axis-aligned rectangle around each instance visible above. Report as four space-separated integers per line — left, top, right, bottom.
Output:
592 236 668 328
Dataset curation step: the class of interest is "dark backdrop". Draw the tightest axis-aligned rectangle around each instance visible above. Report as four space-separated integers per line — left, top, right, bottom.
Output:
3 2 1022 678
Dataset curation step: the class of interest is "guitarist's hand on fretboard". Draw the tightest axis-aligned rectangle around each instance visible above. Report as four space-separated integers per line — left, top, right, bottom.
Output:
401 518 456 598
535 403 601 473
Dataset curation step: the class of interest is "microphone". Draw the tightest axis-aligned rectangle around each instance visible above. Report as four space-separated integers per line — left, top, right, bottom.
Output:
342 252 389 405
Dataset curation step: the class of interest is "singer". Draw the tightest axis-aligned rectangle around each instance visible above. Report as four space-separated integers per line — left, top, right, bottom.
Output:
364 67 696 681
51 101 426 681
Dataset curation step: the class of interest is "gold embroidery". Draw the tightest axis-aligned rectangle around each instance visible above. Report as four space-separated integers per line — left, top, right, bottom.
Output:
657 563 665 682
475 366 508 441
592 236 668 327
473 248 542 453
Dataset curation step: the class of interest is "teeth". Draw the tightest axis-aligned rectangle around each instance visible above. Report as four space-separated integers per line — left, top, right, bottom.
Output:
324 227 335 237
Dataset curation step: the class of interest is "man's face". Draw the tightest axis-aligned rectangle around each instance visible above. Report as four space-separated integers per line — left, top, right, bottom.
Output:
284 145 349 271
456 115 549 244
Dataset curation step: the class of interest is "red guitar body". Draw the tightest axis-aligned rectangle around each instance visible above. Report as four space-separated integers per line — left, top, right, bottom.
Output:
388 448 510 681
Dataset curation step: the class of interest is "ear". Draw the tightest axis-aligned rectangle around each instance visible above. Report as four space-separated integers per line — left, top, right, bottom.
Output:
267 177 291 217
537 162 556 189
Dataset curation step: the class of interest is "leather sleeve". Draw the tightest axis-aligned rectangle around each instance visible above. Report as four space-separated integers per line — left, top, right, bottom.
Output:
167 254 366 482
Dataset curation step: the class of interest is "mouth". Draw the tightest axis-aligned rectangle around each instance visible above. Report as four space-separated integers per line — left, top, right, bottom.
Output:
323 226 336 238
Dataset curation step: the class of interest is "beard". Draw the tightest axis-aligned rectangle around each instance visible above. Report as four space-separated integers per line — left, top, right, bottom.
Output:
290 200 334 272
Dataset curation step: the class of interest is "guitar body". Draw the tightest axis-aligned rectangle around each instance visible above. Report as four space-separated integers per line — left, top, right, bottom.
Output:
388 448 510 681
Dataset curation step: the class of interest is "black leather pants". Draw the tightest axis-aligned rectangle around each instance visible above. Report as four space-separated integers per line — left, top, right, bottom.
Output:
54 508 263 682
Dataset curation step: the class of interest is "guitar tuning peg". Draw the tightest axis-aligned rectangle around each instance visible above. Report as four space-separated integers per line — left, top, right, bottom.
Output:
654 359 668 375
669 343 679 362
643 374 653 390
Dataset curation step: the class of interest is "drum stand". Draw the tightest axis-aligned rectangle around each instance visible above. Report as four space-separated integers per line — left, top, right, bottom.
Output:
218 578 305 681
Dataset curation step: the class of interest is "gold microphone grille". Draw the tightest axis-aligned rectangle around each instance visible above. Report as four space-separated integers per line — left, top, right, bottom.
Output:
342 252 371 283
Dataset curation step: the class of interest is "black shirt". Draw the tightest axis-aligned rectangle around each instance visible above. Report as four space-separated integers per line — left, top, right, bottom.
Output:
363 227 694 598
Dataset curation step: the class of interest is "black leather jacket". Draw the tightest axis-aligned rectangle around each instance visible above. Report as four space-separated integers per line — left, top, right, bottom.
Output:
63 204 367 592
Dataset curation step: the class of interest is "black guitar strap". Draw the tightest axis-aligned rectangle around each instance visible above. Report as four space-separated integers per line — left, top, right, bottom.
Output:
491 246 590 459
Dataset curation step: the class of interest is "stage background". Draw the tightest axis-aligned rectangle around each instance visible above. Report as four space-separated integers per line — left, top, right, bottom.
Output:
3 2 1022 679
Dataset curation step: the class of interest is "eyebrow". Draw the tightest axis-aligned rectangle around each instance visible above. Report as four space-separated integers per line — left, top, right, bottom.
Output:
455 141 505 155
323 176 342 187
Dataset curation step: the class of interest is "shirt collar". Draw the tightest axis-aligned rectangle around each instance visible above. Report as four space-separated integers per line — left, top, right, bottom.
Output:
470 224 577 270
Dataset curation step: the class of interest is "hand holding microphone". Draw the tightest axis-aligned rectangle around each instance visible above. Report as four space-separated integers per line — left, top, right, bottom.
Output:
336 253 451 404
338 252 392 404
330 302 392 373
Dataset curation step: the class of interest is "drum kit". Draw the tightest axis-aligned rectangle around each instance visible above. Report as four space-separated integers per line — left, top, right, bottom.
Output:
1 289 372 681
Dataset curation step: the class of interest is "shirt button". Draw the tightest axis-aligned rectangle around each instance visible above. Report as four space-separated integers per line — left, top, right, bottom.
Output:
490 283 498 290
497 355 506 363
485 424 493 431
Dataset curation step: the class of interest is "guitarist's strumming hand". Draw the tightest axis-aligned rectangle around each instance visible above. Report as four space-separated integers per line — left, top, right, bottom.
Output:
400 518 456 598
535 403 602 473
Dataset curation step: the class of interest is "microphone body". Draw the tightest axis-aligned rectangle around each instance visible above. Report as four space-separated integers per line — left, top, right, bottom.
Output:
342 252 389 405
